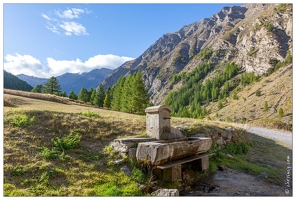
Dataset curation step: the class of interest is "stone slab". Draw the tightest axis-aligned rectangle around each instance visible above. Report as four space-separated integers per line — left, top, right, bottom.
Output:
111 138 156 154
136 137 212 165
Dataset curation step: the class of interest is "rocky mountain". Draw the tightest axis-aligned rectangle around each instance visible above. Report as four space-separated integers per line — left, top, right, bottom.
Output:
17 68 113 95
102 4 292 105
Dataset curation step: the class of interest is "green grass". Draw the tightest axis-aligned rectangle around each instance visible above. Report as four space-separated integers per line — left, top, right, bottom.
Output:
4 94 291 196
4 109 147 196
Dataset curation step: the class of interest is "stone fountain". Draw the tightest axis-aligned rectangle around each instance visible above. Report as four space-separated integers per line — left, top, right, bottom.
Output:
111 105 213 182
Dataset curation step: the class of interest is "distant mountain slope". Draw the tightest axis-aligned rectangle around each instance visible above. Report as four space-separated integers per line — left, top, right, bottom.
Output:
4 70 33 92
17 68 113 95
102 4 292 105
16 74 47 87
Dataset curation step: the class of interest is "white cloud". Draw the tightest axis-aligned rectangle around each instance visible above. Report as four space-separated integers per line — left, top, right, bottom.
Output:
42 8 90 36
46 22 60 35
55 8 84 19
59 21 88 36
4 53 134 78
41 14 51 20
4 53 48 77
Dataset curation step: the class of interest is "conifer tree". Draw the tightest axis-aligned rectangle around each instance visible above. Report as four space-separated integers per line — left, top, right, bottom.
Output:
278 108 284 118
264 101 269 111
111 76 126 111
43 76 61 95
218 99 223 110
31 84 43 93
121 74 134 113
103 87 112 109
90 89 96 105
69 91 78 100
130 72 149 114
94 84 105 108
88 87 94 103
78 87 89 103
60 91 67 97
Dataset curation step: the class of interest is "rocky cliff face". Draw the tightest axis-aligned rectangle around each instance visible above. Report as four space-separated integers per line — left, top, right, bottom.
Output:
102 4 292 105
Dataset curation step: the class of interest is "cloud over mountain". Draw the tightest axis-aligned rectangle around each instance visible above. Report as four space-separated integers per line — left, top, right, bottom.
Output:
4 53 134 78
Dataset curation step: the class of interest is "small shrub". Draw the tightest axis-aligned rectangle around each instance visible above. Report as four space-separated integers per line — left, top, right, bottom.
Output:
11 113 35 127
132 167 147 183
52 132 81 151
278 108 284 118
222 142 249 155
11 166 26 176
263 101 269 111
39 169 56 185
255 89 262 96
226 117 233 122
40 147 60 160
80 111 99 118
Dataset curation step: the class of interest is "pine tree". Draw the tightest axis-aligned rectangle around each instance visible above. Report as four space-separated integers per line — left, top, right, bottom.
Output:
43 76 61 95
69 91 78 100
60 91 67 97
90 89 96 105
218 99 223 110
88 87 94 103
78 87 89 103
111 76 126 111
103 87 112 109
263 101 269 111
130 72 149 114
121 74 134 113
94 84 105 108
31 84 43 93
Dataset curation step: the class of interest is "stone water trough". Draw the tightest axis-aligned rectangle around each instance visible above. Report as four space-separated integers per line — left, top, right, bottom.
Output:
111 105 213 182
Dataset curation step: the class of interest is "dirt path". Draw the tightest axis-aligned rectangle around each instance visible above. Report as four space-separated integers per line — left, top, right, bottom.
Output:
185 168 288 196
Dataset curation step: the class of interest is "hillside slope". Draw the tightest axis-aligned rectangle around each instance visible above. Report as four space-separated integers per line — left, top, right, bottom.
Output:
209 64 292 130
4 70 33 92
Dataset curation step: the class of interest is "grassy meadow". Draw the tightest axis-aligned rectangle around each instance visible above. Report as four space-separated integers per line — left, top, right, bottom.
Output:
3 93 291 196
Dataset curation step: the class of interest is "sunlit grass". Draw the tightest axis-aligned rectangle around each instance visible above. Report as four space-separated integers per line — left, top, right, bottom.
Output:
4 93 291 196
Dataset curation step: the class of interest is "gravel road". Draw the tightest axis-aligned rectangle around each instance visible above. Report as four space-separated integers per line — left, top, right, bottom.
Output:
234 124 292 149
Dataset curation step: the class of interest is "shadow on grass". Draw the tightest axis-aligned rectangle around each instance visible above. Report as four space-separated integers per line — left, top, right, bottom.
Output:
4 109 147 196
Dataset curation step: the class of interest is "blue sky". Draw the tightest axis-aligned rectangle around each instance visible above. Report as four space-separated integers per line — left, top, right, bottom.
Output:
3 2 243 78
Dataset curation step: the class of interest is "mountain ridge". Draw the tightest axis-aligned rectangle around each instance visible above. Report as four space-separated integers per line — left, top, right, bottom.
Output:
101 3 292 106
16 68 113 95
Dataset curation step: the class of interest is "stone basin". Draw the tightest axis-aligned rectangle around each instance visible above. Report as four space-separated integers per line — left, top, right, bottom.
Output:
136 137 212 166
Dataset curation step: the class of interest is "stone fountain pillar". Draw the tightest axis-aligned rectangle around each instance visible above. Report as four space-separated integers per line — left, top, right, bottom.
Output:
145 105 185 140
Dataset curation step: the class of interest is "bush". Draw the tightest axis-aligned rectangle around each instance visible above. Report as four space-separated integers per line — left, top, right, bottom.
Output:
132 167 147 183
52 132 81 151
11 113 35 127
255 89 261 96
40 147 60 160
222 142 249 155
264 101 269 111
80 111 99 117
278 108 284 118
227 117 233 122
